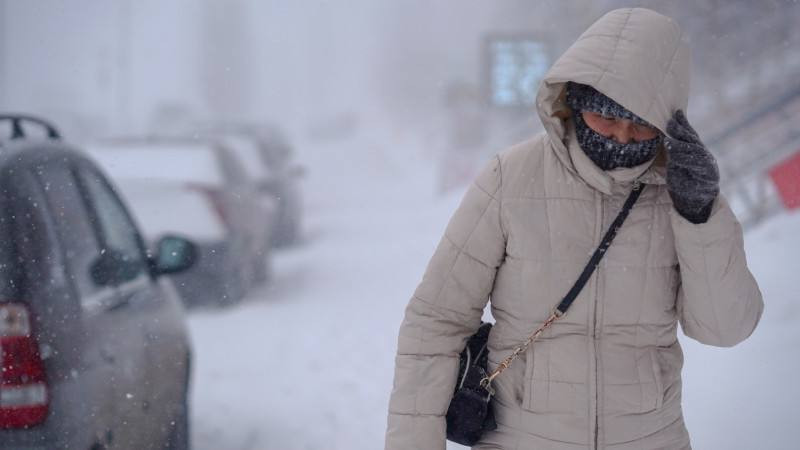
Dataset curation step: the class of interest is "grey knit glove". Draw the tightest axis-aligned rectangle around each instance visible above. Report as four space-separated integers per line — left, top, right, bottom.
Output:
664 110 720 224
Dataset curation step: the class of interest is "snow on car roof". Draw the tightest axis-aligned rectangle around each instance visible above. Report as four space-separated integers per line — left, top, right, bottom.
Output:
112 178 226 242
85 141 225 185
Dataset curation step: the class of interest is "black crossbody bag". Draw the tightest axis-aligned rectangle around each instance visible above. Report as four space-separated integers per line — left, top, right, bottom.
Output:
445 183 645 446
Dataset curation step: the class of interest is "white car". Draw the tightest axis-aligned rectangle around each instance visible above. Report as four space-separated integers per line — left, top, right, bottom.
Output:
85 138 274 306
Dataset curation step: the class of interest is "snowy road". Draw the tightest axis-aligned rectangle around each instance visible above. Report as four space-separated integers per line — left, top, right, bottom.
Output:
187 137 800 450
187 137 454 450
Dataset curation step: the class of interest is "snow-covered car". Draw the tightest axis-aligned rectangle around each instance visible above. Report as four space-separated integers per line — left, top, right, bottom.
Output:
0 116 194 449
85 137 273 305
247 125 305 247
193 130 289 254
201 124 304 247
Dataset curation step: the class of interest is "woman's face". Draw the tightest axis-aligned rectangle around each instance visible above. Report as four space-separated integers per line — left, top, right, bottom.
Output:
581 110 660 144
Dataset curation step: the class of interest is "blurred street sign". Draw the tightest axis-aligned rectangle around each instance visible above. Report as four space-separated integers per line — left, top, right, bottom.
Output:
484 35 549 108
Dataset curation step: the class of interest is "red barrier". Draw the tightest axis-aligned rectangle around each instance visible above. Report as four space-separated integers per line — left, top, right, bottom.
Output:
769 150 800 210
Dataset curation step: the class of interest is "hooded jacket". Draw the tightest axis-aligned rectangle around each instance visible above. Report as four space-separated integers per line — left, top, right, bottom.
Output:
385 8 763 450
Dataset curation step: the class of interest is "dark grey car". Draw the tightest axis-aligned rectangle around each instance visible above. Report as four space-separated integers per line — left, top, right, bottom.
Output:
0 121 195 449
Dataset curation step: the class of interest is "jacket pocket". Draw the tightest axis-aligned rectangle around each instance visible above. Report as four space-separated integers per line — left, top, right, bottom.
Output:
522 344 581 414
521 346 534 410
637 348 664 413
604 348 664 415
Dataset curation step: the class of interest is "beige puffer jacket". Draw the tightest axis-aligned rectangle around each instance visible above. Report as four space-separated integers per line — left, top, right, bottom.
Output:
385 8 764 450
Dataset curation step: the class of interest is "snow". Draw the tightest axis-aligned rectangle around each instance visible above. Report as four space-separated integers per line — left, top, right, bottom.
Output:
107 179 226 242
680 210 800 450
188 135 800 450
86 144 229 241
86 142 225 185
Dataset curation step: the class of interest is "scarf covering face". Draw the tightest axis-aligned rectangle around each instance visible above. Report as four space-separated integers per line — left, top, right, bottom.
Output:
565 82 662 171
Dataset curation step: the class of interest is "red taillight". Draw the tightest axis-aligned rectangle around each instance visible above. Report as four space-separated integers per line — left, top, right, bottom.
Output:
0 303 48 428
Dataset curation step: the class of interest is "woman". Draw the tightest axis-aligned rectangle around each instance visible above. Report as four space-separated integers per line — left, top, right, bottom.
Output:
385 8 763 450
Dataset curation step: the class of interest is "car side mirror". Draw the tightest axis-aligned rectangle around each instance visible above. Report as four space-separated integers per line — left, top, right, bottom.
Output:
151 235 197 276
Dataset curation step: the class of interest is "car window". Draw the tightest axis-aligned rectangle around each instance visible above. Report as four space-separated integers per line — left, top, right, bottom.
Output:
75 165 148 284
33 162 104 298
6 169 72 297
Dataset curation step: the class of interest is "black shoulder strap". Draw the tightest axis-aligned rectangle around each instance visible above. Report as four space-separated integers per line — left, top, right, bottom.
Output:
555 183 644 315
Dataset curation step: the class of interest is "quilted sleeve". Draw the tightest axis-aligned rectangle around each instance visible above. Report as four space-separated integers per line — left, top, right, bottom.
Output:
385 156 507 450
673 194 764 347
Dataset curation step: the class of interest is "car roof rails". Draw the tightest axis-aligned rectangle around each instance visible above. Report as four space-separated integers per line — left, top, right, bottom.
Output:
0 114 61 140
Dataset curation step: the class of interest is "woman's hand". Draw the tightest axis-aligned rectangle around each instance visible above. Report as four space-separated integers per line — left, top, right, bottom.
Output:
664 110 720 224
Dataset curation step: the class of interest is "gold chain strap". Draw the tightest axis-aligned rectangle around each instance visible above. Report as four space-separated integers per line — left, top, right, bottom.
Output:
477 183 643 395
479 310 562 395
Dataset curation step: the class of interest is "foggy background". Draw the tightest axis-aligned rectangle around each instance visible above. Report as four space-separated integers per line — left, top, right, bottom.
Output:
1 1 799 449
4 1 799 160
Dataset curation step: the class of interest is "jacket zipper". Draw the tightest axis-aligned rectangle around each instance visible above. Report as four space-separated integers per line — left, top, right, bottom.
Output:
593 194 604 450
